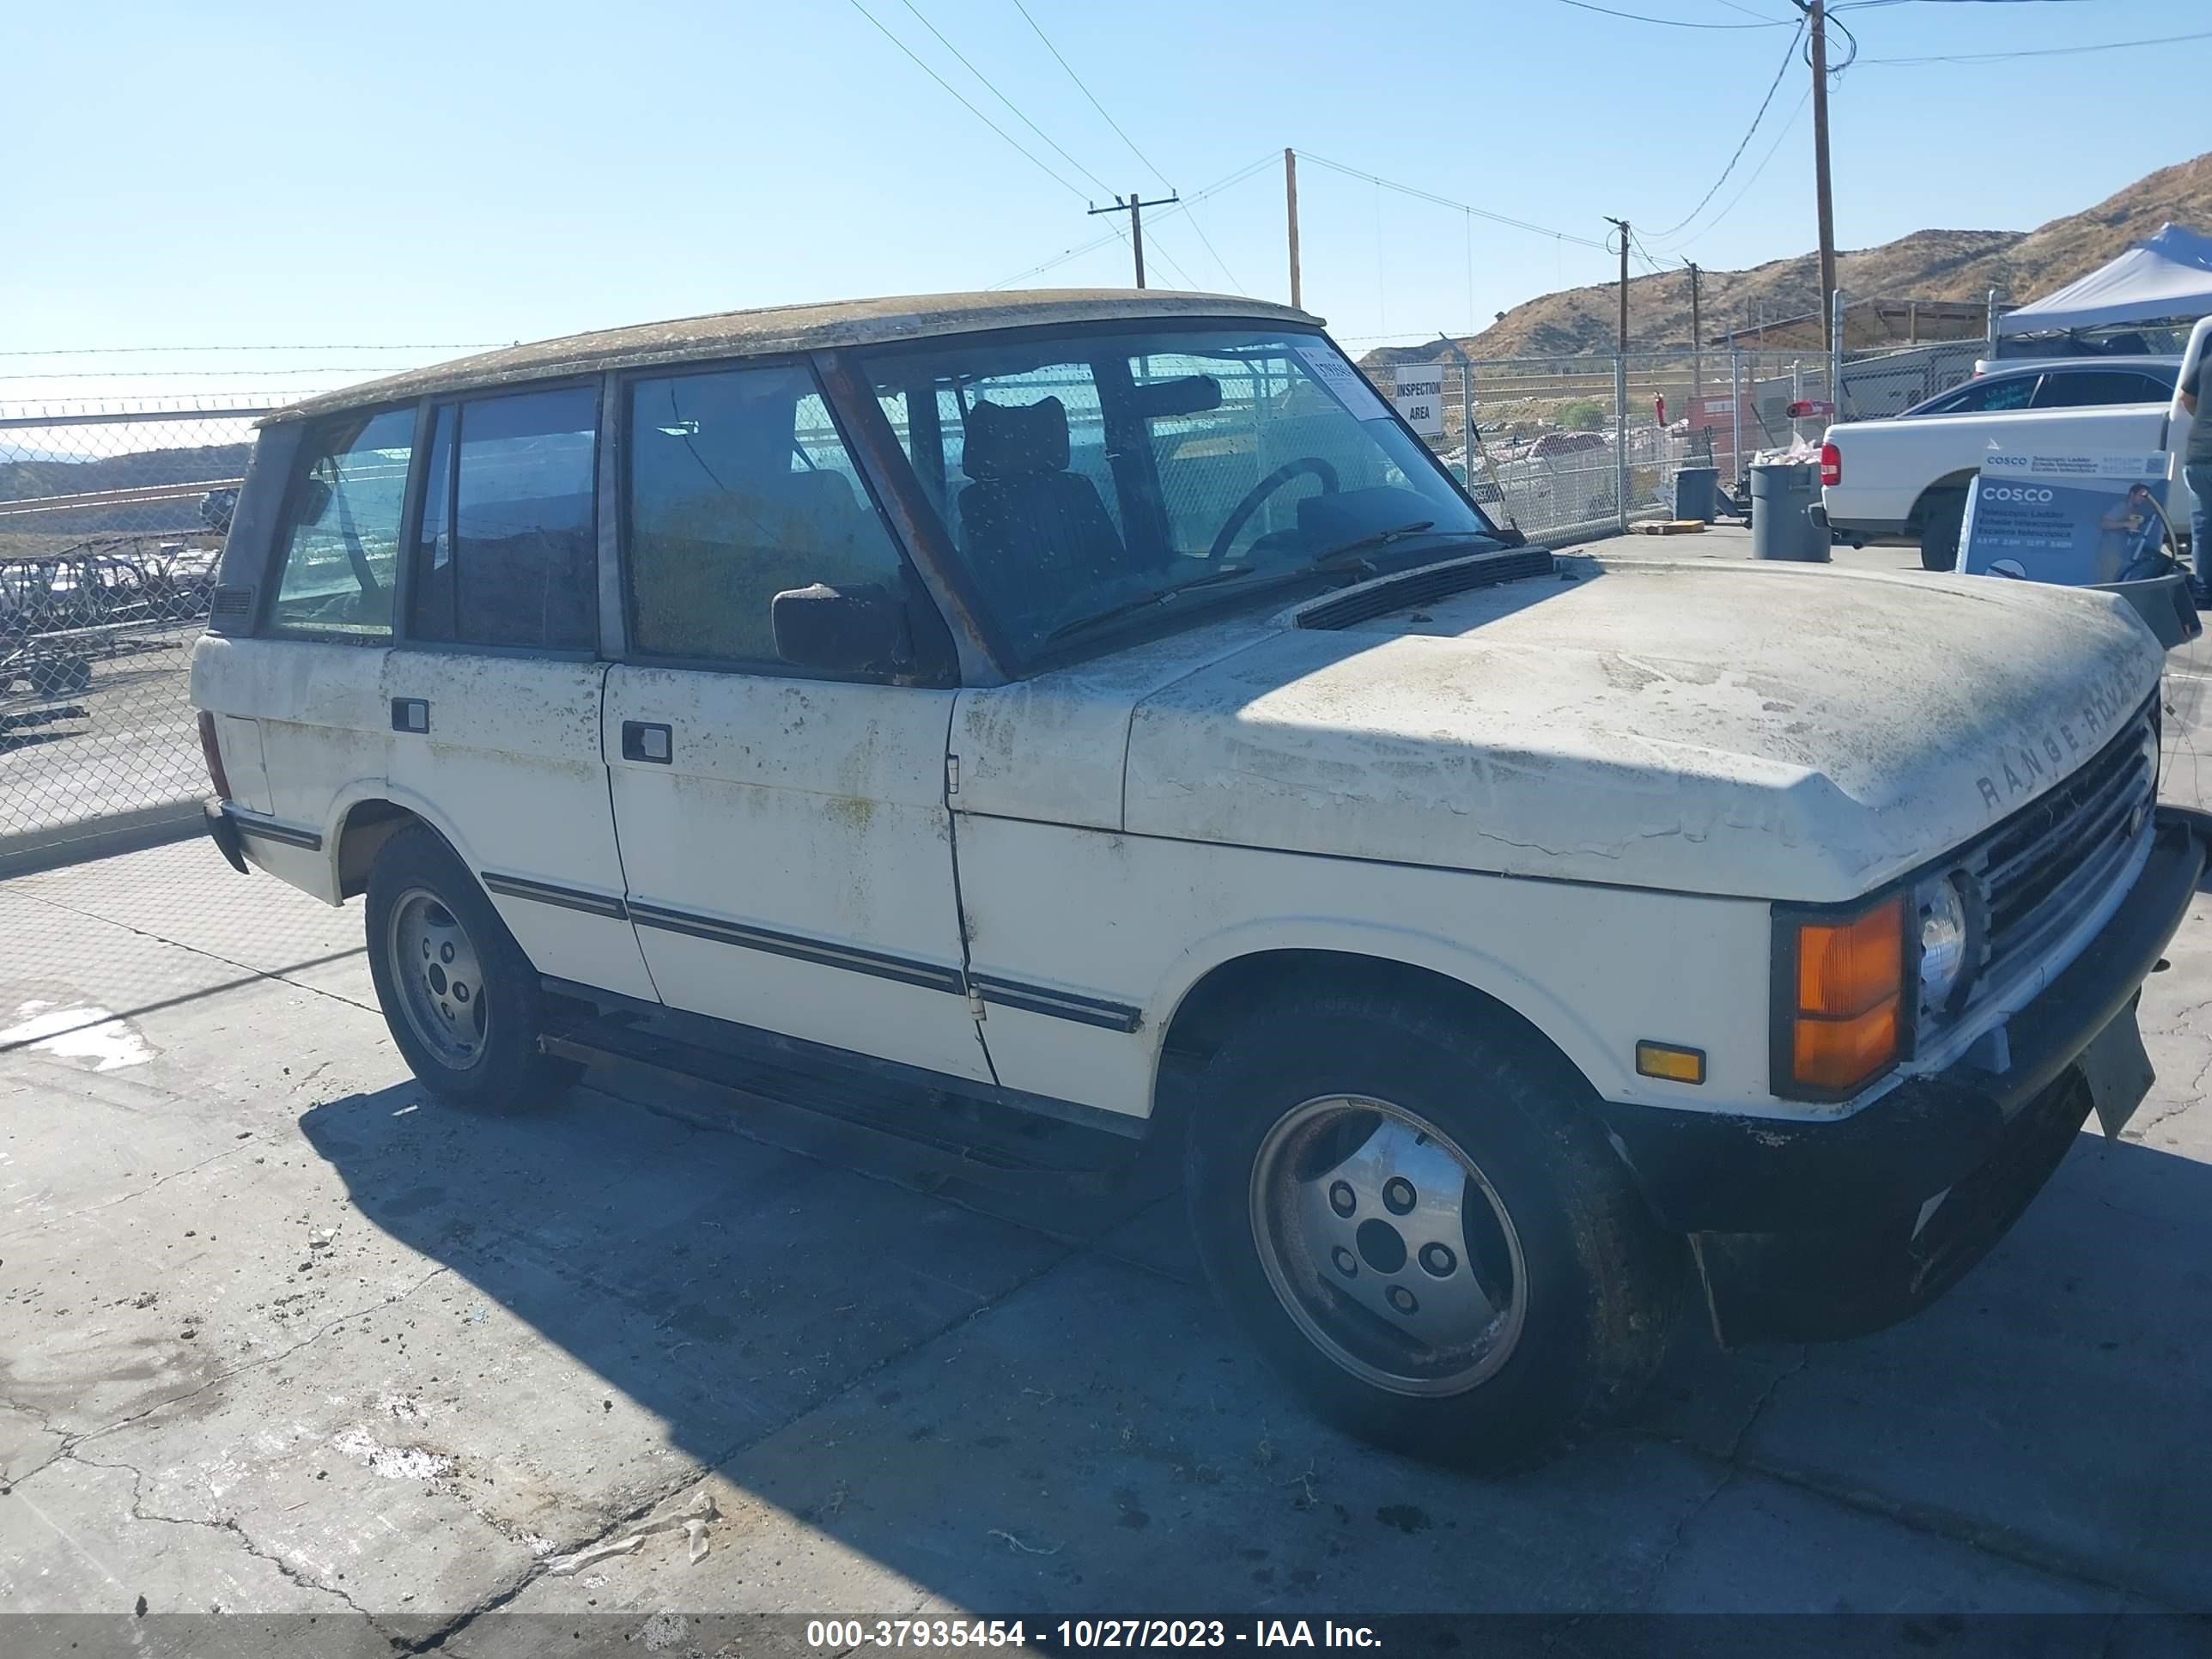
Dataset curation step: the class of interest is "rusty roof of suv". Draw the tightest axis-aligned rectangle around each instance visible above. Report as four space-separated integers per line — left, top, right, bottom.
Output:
272 289 1324 422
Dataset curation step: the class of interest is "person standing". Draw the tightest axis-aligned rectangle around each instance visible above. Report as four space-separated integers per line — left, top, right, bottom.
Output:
2182 348 2212 592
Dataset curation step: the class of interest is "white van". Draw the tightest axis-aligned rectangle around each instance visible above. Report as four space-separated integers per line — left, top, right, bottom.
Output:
191 290 2203 1469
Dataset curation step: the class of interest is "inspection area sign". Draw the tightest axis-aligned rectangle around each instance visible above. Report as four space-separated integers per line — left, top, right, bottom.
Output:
1391 365 1447 440
1958 453 2174 585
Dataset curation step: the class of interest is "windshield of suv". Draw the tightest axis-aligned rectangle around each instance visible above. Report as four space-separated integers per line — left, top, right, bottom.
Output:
859 326 1499 658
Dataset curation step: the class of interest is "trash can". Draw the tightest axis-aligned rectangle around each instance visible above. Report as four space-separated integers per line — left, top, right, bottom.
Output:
1749 461 1830 562
1673 465 1720 523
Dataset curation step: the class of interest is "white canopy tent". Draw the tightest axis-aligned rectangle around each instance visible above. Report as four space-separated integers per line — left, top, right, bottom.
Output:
1995 223 2212 337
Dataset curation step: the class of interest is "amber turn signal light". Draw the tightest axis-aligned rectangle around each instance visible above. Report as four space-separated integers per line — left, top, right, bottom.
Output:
1635 1042 1706 1085
1787 894 1904 1094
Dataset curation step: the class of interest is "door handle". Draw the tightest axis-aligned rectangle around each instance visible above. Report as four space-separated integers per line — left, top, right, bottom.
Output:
391 697 429 733
622 720 673 763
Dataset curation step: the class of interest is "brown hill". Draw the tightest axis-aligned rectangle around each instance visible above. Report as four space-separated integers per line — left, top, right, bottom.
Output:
1364 152 2212 364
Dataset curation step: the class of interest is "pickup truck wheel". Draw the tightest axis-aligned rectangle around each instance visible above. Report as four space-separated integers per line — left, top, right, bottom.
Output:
365 825 579 1111
1919 489 1966 571
1185 992 1680 1472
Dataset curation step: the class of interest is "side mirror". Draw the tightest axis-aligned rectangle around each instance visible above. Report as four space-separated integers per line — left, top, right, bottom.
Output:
772 581 908 676
295 478 333 526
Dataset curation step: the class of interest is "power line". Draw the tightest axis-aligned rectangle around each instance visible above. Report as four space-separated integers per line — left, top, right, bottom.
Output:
1644 18 1807 241
1863 27 2212 63
986 152 1276 289
997 0 1241 293
1545 0 1790 25
1668 88 1809 247
1838 0 2093 9
843 0 1086 198
892 0 1114 196
1008 0 1174 189
1296 152 1612 250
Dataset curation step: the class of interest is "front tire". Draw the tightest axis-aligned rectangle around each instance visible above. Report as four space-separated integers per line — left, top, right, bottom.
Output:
365 824 574 1112
1184 991 1680 1472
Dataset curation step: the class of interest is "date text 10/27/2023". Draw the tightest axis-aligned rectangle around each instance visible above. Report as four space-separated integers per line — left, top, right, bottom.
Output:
805 1621 1385 1650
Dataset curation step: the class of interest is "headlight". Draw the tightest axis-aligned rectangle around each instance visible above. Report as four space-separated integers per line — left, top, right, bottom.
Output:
1917 875 1970 1015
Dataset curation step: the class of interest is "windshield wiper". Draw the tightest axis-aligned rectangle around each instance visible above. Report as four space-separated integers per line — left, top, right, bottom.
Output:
1300 520 1455 573
1043 564 1259 642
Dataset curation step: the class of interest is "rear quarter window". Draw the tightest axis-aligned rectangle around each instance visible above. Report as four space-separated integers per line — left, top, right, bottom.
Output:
264 409 416 637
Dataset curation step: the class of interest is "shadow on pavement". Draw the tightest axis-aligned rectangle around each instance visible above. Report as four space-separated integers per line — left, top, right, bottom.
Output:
297 1065 2212 1615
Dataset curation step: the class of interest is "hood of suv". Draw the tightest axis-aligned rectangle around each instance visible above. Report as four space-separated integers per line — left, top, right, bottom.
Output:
1121 556 2161 902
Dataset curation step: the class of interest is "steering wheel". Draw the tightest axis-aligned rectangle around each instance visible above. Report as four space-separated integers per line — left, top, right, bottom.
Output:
1207 457 1340 562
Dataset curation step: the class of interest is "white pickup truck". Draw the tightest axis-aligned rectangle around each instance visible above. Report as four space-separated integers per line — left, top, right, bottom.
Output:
1820 323 2205 570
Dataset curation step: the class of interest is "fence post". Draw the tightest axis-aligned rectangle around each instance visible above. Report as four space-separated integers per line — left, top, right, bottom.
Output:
1613 352 1630 534
1730 348 1744 483
1830 287 1846 420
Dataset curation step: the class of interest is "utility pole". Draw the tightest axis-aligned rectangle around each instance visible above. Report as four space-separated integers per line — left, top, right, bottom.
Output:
1686 259 1704 397
1088 189 1178 289
1284 149 1303 310
1799 0 1838 345
1604 217 1631 351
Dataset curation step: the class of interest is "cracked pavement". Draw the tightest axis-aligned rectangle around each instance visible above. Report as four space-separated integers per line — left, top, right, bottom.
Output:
3 548 2212 1640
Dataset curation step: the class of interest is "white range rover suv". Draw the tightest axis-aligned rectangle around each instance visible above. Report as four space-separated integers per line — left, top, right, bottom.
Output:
190 290 2203 1470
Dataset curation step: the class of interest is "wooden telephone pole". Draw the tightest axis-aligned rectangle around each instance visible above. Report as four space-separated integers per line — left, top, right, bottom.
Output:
1800 0 1838 344
1284 149 1303 310
1088 190 1179 289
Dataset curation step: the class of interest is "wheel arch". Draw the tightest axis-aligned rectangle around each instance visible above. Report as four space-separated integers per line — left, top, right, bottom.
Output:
329 784 475 902
1155 945 1601 1124
1906 470 1978 531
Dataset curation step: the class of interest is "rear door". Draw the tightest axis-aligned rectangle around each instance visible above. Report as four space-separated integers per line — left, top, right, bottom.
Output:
198 410 413 882
601 359 989 1080
383 383 657 1001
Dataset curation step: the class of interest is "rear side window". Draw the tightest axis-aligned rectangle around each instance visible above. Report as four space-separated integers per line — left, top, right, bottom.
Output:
408 386 599 650
2032 370 2175 409
623 364 912 669
265 409 415 637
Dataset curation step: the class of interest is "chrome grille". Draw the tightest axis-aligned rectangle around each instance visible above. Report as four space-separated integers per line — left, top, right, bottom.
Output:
1937 702 2155 1030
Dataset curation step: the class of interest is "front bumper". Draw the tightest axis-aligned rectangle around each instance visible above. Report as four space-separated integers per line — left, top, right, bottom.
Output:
1597 805 2206 1343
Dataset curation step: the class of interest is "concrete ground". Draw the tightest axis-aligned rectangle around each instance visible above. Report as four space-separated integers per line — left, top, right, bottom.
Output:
5 537 2212 1647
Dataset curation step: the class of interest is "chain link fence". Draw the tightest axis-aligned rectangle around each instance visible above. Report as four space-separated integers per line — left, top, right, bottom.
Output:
0 401 282 853
0 336 1983 866
1388 347 1843 543
1834 339 1984 422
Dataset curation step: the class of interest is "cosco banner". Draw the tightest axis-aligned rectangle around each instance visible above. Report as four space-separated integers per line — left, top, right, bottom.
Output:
1957 453 2174 585
1392 365 1447 440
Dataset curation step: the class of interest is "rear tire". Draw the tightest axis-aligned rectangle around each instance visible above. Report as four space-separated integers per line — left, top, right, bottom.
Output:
365 824 576 1112
1184 990 1681 1473
1919 489 1966 571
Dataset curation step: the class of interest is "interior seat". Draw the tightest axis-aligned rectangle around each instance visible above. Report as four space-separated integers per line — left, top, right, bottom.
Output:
955 397 1126 620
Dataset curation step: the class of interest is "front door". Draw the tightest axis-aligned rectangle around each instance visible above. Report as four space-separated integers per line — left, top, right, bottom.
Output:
384 383 656 1001
602 360 988 1081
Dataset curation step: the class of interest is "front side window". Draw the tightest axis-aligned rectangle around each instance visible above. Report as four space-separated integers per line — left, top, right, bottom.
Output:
408 386 598 650
863 327 1496 659
266 409 415 637
623 363 915 669
1958 374 2039 413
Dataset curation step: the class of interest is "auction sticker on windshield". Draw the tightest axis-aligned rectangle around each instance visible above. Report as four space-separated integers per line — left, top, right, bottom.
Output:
1293 343 1394 423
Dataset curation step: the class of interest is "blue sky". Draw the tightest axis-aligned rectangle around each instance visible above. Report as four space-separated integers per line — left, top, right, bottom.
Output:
5 0 2205 390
